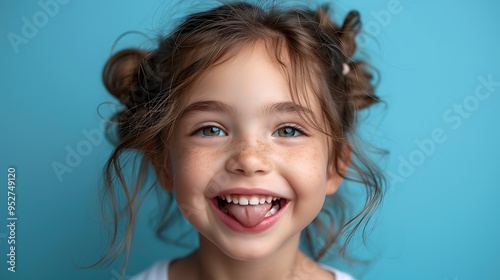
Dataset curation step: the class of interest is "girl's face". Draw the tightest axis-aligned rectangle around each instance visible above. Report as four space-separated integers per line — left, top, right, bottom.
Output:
168 41 342 260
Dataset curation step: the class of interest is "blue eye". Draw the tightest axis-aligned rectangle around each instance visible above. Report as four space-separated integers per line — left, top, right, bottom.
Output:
198 126 227 137
273 126 303 137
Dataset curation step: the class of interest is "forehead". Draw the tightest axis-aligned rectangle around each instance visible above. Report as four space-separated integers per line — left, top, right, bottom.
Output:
186 39 322 112
189 42 284 101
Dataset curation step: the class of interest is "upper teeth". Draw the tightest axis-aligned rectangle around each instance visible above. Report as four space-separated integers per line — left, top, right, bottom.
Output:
220 195 279 205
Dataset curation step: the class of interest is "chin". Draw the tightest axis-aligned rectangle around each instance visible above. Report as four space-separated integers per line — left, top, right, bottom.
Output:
212 233 295 261
220 244 277 261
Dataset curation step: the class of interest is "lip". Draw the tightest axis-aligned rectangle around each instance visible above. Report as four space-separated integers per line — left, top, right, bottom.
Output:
210 188 289 200
210 197 289 233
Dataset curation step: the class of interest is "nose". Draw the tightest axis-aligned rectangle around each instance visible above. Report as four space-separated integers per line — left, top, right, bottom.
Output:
225 139 272 176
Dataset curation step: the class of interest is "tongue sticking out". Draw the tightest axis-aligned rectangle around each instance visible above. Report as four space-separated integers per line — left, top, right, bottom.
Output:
225 203 273 228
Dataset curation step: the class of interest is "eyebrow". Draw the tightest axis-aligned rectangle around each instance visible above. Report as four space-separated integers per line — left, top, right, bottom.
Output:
180 100 315 118
263 101 315 118
180 100 235 117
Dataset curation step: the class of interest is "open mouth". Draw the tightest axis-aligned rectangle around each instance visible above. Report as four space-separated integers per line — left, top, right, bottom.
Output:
213 194 288 229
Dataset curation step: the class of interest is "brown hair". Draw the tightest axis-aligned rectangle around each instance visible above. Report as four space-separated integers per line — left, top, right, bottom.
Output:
94 0 385 274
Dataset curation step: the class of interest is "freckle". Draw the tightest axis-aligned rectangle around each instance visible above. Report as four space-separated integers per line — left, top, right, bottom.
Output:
254 139 273 166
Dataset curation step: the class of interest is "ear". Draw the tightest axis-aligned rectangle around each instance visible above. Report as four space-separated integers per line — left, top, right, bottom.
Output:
326 144 351 195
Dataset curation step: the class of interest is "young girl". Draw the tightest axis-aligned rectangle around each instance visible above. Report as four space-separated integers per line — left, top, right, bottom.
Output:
98 1 384 279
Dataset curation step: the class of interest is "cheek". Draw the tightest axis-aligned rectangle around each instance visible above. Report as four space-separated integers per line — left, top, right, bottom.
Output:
170 142 216 180
170 147 205 195
280 143 328 183
170 145 226 201
169 147 212 225
278 143 330 208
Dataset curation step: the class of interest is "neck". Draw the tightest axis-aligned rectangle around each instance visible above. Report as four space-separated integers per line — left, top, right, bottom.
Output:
185 233 314 280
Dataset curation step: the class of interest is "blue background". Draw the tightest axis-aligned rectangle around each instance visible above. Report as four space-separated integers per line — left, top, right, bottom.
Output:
1 0 500 279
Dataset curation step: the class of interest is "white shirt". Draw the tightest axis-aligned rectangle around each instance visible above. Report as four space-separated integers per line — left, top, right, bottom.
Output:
131 259 355 280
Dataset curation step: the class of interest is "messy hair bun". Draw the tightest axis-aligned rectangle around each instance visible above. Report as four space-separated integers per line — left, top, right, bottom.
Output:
340 11 378 110
102 49 158 143
103 49 147 105
314 7 378 112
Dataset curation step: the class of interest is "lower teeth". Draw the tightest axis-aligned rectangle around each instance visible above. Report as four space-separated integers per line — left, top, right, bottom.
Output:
264 203 280 217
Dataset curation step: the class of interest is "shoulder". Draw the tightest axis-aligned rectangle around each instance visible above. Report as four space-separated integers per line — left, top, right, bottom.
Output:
320 263 356 280
130 260 170 280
